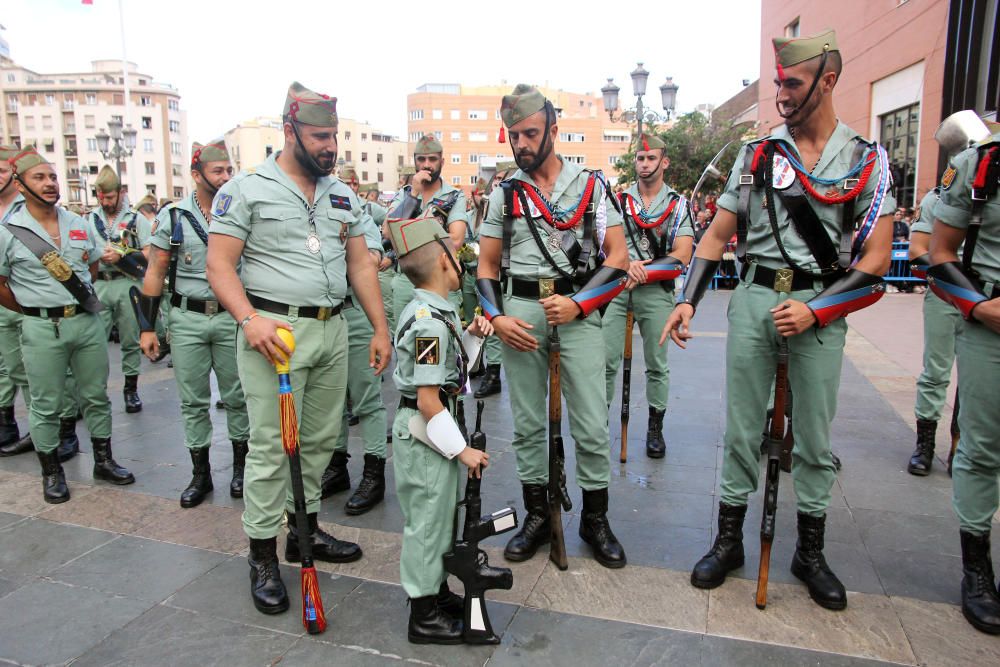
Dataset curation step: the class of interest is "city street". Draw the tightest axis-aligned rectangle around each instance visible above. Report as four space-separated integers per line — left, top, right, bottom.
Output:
0 290 998 666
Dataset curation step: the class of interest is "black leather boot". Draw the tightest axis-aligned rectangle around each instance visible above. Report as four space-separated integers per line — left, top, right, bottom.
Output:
123 375 142 413
36 449 69 504
0 431 32 457
320 451 350 498
345 453 386 515
248 537 289 615
437 581 464 619
91 438 135 485
407 595 462 644
960 530 1000 634
907 418 936 476
790 513 847 610
579 488 627 569
0 406 19 448
646 407 666 459
691 503 746 589
57 417 80 463
230 440 248 498
504 484 550 562
285 512 363 563
474 364 502 398
180 447 213 508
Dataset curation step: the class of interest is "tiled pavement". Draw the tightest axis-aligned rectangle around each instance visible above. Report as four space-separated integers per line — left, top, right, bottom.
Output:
0 291 998 666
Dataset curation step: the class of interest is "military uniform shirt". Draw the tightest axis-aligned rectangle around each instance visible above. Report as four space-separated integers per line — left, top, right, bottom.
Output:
717 123 896 273
209 153 364 307
150 194 217 301
910 189 941 235
0 206 98 307
90 205 151 275
621 182 694 260
481 157 622 279
389 182 468 231
935 132 1000 285
365 201 387 227
393 289 462 399
0 193 25 226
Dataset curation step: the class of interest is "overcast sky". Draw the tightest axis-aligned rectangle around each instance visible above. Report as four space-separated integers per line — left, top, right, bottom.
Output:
3 0 761 143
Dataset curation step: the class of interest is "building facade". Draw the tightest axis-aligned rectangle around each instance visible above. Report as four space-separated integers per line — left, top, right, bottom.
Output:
0 59 188 205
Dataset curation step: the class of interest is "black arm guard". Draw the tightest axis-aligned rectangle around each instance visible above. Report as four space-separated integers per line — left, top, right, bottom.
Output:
129 286 161 333
388 188 421 220
806 270 886 327
116 252 148 280
476 278 504 321
927 262 989 320
571 265 628 317
677 257 720 313
909 253 930 279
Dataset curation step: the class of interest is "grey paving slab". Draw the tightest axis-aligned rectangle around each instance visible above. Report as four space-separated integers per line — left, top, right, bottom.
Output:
853 507 962 557
48 534 228 603
71 604 297 667
0 512 23 529
281 635 407 666
0 517 115 577
0 574 23 601
868 546 961 605
0 579 153 665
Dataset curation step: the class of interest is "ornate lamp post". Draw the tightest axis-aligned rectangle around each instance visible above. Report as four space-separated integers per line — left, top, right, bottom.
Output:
601 63 679 143
94 117 137 187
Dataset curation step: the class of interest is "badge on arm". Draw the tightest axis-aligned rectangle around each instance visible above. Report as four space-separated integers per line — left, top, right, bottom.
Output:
416 337 440 365
941 167 957 190
214 194 232 216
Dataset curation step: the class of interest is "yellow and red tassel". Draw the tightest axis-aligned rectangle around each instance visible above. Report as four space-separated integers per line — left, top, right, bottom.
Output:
301 566 327 634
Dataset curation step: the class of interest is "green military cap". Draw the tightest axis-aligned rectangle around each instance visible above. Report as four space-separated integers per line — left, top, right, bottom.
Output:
340 165 359 184
387 214 449 258
0 145 18 162
474 178 487 193
283 81 338 128
773 29 838 70
414 134 443 155
67 203 86 215
401 165 416 176
95 164 120 192
9 146 50 176
362 182 380 194
500 84 548 128
637 133 666 152
191 138 229 167
135 193 157 210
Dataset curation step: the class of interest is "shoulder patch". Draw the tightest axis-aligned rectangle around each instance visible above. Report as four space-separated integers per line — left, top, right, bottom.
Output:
329 194 352 210
414 306 431 320
69 229 88 241
940 167 957 190
214 193 232 216
415 337 440 365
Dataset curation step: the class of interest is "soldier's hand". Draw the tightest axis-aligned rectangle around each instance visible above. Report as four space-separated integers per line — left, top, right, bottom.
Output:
467 314 493 338
411 170 431 194
458 446 489 478
771 299 816 337
540 294 581 326
369 330 392 375
626 259 651 289
101 246 120 264
660 303 694 349
139 331 160 361
972 298 1000 334
492 315 537 352
378 256 393 272
244 316 293 365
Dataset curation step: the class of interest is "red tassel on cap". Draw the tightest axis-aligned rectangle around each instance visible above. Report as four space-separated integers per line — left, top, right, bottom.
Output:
642 135 650 152
498 125 506 144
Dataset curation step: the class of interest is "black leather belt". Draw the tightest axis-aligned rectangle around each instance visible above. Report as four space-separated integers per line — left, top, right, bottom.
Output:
248 294 342 321
98 272 127 281
22 305 81 319
741 264 838 292
171 293 225 315
508 277 575 299
399 388 454 410
343 295 355 309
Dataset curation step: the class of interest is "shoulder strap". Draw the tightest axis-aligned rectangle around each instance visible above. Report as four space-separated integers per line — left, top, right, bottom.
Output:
575 182 597 277
500 182 515 281
838 139 870 269
964 145 1000 273
167 208 183 291
5 223 103 312
91 211 109 241
735 142 763 262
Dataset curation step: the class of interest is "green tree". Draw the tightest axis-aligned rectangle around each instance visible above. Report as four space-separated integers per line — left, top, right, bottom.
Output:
613 112 750 196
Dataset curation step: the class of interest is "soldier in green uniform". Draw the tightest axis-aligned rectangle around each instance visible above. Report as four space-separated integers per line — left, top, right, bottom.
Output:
0 147 134 503
603 134 694 457
905 187 960 475
207 81 390 616
662 31 894 610
90 165 151 413
477 84 631 568
135 193 158 224
133 138 249 508
926 121 1000 634
386 213 491 644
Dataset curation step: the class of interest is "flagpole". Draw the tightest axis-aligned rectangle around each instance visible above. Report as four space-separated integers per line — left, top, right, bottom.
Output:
118 0 133 201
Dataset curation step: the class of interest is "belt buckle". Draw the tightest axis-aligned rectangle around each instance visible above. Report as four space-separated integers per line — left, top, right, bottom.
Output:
204 301 218 316
843 178 859 190
538 278 555 299
316 306 331 321
971 188 987 202
774 268 794 293
63 305 76 318
739 174 754 186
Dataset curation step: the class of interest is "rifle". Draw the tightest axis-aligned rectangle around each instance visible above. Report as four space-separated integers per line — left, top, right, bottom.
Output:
548 326 572 571
948 389 960 477
442 400 517 644
756 337 789 610
620 292 634 463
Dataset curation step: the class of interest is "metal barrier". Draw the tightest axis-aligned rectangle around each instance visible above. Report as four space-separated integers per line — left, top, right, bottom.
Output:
886 241 924 284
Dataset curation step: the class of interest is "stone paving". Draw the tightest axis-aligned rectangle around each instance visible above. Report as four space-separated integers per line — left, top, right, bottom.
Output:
0 291 998 666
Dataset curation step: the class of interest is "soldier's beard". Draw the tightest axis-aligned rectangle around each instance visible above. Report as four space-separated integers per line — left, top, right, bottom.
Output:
515 141 552 173
293 141 335 177
421 167 442 184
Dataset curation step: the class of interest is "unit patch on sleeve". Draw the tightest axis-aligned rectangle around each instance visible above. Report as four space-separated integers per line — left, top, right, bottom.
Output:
415 337 440 365
941 167 957 190
329 194 352 210
214 193 232 216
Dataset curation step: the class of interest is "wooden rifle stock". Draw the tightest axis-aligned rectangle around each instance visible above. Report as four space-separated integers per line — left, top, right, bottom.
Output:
620 293 634 463
548 326 570 571
756 337 789 610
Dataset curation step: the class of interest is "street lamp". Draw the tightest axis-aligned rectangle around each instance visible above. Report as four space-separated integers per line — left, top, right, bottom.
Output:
78 165 90 208
601 63 679 146
93 118 136 188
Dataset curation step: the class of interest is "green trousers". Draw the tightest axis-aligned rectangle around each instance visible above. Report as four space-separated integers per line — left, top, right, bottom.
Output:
378 269 395 333
602 282 674 410
168 305 249 450
239 313 347 539
0 308 28 408
503 295 611 490
334 299 387 457
952 320 1000 534
158 288 172 344
915 289 961 422
392 404 461 598
719 278 846 516
19 313 112 454
460 271 502 366
95 276 142 376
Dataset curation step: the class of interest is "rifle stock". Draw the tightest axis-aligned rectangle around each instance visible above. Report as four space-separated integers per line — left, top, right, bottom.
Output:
756 338 789 610
620 293 634 463
548 327 570 571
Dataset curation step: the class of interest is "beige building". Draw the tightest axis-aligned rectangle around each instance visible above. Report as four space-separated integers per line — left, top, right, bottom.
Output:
406 83 640 191
225 116 406 190
0 58 188 205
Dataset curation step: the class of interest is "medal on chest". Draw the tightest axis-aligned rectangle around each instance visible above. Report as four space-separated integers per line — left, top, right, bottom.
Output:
306 232 321 254
184 252 192 265
771 154 796 190
638 236 651 252
547 230 563 252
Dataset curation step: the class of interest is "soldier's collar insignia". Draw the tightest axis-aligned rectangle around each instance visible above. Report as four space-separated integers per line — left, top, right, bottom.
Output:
214 193 232 216
414 306 431 320
329 194 352 210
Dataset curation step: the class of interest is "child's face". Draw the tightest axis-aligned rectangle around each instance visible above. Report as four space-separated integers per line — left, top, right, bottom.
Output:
443 246 462 292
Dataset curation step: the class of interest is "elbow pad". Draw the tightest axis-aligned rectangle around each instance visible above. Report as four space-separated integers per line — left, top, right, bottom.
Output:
927 262 988 320
476 278 504 321
677 257 719 313
128 286 160 333
572 266 627 317
909 253 930 280
645 256 684 283
117 252 148 280
806 270 886 327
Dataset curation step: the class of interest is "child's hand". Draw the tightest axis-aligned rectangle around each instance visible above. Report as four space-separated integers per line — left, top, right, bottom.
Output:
467 314 493 338
458 447 489 478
